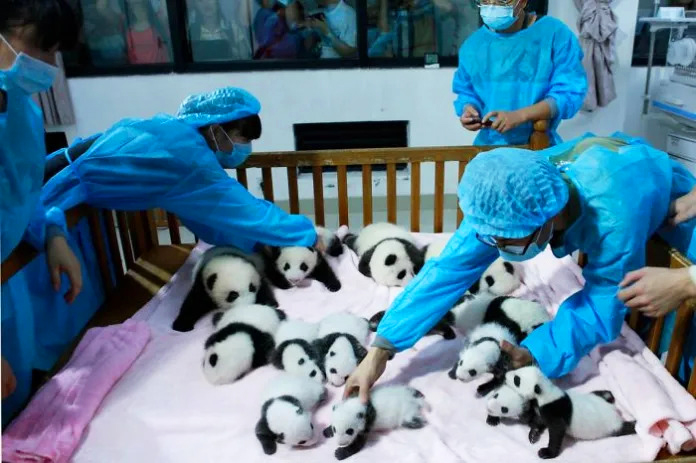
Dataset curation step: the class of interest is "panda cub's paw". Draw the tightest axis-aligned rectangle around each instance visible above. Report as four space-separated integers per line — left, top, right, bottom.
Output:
486 415 501 426
403 415 427 429
529 427 543 444
335 446 353 461
538 447 558 460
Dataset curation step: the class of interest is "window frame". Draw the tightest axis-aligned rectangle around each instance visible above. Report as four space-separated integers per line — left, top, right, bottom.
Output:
64 0 547 78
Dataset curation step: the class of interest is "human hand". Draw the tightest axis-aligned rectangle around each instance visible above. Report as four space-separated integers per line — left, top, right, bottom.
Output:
310 18 330 35
460 105 482 131
670 187 696 226
500 341 534 369
618 267 696 318
483 110 527 134
2 357 16 399
343 348 390 404
46 235 83 304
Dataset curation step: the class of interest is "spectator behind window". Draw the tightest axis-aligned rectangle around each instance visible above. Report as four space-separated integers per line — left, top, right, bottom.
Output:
81 0 128 65
124 0 171 64
286 0 321 58
188 0 237 61
367 0 392 57
310 0 357 58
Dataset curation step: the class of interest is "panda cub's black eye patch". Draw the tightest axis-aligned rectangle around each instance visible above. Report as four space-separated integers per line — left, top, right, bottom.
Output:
346 429 354 436
249 283 257 293
485 276 495 287
300 263 309 272
397 270 406 280
298 440 306 445
330 368 337 374
283 263 290 271
329 351 336 357
298 358 306 365
310 370 317 378
501 406 508 414
534 385 541 395
209 353 218 367
226 291 239 303
468 369 477 377
514 375 521 387
206 273 218 291
384 254 397 266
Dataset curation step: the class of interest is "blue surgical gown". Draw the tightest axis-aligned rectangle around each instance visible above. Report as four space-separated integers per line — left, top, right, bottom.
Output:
377 133 696 378
0 73 65 261
452 16 588 146
40 114 317 252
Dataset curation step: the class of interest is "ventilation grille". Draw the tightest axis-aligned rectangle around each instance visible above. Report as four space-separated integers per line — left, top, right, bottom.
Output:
294 121 408 174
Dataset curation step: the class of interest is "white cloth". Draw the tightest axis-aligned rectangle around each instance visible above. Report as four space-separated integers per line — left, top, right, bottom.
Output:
321 0 357 58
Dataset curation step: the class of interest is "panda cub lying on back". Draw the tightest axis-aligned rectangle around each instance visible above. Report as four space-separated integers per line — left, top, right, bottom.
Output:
173 246 278 332
343 223 424 287
202 304 285 385
324 385 427 460
506 366 636 459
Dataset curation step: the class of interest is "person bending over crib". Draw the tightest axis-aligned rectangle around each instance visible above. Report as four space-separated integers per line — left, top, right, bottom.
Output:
41 87 328 257
344 134 696 403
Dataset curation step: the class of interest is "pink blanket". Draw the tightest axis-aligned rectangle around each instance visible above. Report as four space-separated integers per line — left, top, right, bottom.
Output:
2 320 150 463
68 235 696 463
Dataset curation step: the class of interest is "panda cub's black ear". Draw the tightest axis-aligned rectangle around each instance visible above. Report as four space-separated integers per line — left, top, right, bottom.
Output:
503 261 515 274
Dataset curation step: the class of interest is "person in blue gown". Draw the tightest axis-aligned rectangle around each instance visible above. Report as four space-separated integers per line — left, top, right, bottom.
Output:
342 134 696 402
1 0 82 401
454 0 587 146
41 86 325 258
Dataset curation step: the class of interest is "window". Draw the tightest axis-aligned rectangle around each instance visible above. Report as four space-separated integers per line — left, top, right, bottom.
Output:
632 0 696 66
64 0 548 76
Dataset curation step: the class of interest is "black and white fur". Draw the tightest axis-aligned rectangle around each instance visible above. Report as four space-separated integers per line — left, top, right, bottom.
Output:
323 385 427 460
262 245 342 292
506 366 636 459
343 223 425 287
485 383 546 444
173 246 278 332
368 310 456 340
314 312 370 387
468 258 522 296
255 373 327 455
202 304 284 385
271 320 325 383
451 295 550 339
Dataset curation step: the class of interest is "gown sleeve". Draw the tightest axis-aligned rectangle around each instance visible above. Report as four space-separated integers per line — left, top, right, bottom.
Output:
375 219 499 352
545 23 587 121
452 45 485 118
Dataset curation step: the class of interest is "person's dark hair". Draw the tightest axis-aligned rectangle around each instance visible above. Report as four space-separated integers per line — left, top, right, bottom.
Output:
0 0 81 51
222 114 262 141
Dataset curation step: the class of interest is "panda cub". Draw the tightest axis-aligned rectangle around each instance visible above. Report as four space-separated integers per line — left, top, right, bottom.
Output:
314 312 370 387
202 304 285 385
368 310 456 340
262 246 342 292
448 322 517 386
255 373 327 455
343 223 425 287
485 384 546 444
173 246 278 332
506 366 636 460
468 258 522 296
453 295 550 341
324 385 427 461
271 320 325 383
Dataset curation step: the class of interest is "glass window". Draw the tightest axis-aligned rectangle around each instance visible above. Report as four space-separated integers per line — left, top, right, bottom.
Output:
632 0 696 66
186 0 253 61
67 0 173 68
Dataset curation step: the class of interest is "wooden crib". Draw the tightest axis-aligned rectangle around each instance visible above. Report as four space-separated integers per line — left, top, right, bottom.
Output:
1 122 694 461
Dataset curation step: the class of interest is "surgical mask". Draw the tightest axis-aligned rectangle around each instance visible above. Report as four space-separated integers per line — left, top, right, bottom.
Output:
479 2 519 31
210 126 253 169
0 34 59 94
498 222 553 262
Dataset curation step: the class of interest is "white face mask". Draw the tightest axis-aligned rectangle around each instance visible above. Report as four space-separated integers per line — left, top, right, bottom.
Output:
1 34 59 94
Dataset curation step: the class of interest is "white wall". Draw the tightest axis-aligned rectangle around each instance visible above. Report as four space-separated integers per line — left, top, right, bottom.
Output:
61 0 662 211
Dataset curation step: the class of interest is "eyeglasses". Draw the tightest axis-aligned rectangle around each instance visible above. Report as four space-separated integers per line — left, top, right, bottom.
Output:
476 0 517 6
476 227 541 256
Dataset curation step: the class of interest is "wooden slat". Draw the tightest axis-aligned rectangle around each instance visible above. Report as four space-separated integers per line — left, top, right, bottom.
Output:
312 166 325 227
434 161 445 233
236 168 248 189
287 167 300 214
167 213 181 245
456 161 466 227
688 359 696 397
362 165 373 226
142 210 159 248
103 210 124 283
337 165 349 227
262 167 274 202
410 162 421 232
665 304 693 376
116 211 134 270
387 163 397 224
629 310 640 331
129 212 148 259
647 316 666 354
87 210 114 294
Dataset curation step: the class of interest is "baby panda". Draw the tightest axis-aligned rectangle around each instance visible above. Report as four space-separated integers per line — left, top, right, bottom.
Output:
262 246 342 292
368 310 456 340
485 383 546 444
343 222 424 287
202 304 285 385
271 320 325 383
506 366 636 459
468 258 522 296
324 385 427 461
173 246 278 332
255 373 327 455
314 312 370 387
